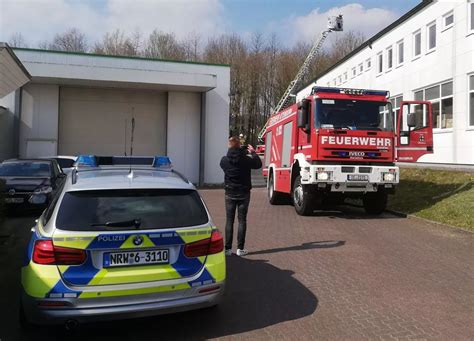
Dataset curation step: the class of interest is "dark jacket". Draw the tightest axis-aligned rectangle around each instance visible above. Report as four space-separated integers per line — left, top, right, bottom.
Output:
220 147 262 195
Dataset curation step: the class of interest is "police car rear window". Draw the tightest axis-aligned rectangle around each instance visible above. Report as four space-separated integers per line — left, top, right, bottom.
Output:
56 189 209 231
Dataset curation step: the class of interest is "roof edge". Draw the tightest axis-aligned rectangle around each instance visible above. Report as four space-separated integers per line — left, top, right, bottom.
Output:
0 42 32 79
12 47 231 68
298 0 434 92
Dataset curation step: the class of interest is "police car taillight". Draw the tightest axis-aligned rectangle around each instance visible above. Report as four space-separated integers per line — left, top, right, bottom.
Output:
184 230 224 258
32 240 87 265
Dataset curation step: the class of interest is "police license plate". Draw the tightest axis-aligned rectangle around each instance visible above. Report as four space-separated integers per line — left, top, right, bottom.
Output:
103 249 169 267
347 174 369 181
4 197 24 203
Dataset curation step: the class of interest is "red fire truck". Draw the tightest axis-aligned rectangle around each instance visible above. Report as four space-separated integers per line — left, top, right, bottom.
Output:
262 86 433 215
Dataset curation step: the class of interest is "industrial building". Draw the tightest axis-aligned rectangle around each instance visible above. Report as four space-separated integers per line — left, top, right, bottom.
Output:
0 46 230 184
298 0 474 165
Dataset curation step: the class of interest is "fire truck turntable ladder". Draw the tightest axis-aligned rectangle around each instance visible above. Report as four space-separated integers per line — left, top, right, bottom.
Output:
257 15 344 141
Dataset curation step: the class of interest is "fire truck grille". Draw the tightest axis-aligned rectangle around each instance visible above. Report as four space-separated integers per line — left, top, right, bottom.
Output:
341 167 355 173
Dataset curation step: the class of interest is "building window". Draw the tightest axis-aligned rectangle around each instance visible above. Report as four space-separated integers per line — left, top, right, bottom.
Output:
470 1 474 32
358 63 363 74
414 81 453 129
443 11 454 29
427 22 436 51
377 52 383 74
387 46 393 70
469 74 474 126
352 67 356 78
338 75 342 84
413 30 421 58
333 79 337 86
366 58 371 70
390 95 403 126
344 72 348 81
397 40 404 65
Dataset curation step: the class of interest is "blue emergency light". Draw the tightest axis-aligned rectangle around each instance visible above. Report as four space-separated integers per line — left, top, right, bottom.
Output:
76 155 98 167
75 155 172 168
152 156 172 168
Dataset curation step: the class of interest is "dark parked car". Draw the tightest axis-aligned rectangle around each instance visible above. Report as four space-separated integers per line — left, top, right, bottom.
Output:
0 159 66 210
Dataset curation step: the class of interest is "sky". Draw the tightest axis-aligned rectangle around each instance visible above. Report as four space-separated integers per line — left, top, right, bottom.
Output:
0 0 421 48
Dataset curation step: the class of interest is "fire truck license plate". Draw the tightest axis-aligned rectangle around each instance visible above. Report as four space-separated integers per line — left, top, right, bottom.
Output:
347 174 369 181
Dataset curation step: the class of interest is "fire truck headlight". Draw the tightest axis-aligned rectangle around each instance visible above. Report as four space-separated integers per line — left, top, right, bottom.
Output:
317 171 330 181
383 172 395 182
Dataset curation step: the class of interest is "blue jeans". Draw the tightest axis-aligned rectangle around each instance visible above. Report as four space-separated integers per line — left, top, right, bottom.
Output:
225 193 250 250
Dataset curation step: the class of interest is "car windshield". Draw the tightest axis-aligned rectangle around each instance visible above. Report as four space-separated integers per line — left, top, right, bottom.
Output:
56 189 209 231
0 162 51 177
315 99 394 131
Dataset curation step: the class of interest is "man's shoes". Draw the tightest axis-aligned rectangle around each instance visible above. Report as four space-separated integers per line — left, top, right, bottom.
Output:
236 249 248 256
225 249 232 256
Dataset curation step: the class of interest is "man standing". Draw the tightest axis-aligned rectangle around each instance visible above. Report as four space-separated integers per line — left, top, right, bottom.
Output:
220 137 262 256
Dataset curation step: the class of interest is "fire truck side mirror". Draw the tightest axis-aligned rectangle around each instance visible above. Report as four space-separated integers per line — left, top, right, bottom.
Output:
297 99 310 131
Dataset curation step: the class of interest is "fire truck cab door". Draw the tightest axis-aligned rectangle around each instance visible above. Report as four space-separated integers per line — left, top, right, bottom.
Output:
396 101 434 162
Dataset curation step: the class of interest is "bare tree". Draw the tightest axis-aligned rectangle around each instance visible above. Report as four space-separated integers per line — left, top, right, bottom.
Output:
8 32 28 48
47 28 88 52
182 32 201 62
93 29 141 56
144 31 185 60
330 31 365 64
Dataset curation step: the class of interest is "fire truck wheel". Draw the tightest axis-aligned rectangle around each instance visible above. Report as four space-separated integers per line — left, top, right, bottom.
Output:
292 175 315 216
267 173 287 205
362 190 388 215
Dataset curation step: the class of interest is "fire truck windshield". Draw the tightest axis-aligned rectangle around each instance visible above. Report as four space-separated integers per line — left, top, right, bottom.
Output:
315 99 394 132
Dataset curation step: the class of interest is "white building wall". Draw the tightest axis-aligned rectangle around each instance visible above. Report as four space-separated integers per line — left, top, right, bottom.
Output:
0 91 16 160
5 49 230 183
298 0 474 165
203 68 230 184
20 83 59 158
167 92 201 184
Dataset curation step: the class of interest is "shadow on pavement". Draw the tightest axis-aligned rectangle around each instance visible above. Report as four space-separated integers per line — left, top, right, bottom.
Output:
7 255 318 341
250 240 345 256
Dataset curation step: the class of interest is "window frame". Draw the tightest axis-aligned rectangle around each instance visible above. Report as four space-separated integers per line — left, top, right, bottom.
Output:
396 39 404 67
358 63 363 74
469 1 474 34
426 21 437 53
413 29 422 59
442 10 454 31
344 72 348 81
377 52 383 75
386 46 393 71
469 74 474 128
366 58 371 71
414 80 454 131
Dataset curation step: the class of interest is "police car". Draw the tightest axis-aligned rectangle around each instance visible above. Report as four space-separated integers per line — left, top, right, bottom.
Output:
20 155 225 329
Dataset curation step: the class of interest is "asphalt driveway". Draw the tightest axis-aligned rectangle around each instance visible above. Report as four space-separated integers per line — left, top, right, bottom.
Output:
0 188 472 340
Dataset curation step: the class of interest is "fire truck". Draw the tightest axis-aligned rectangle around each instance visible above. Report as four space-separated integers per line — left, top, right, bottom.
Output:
259 15 434 215
262 87 433 215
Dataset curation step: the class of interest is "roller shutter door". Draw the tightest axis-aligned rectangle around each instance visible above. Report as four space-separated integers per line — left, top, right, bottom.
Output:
58 87 167 156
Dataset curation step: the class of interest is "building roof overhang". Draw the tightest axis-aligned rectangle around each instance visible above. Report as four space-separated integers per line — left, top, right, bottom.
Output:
0 43 32 98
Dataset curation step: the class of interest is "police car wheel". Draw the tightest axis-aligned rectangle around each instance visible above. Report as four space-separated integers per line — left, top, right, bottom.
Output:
292 175 314 216
363 190 388 215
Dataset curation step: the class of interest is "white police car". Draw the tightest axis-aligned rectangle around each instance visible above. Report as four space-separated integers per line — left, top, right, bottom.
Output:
20 155 225 329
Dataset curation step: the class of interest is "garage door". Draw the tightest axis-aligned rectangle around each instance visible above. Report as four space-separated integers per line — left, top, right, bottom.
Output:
58 87 167 156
